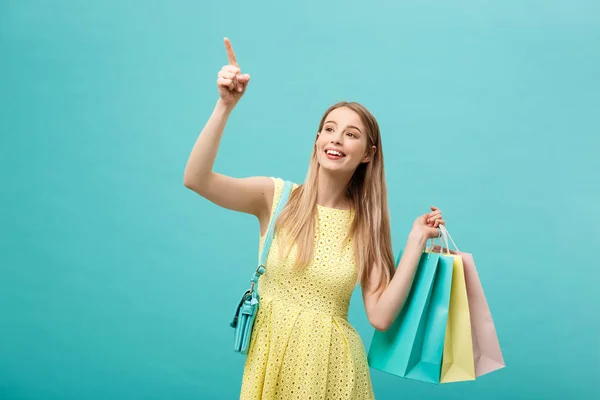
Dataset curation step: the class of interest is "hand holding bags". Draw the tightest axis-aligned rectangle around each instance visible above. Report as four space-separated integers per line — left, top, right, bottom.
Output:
367 225 504 383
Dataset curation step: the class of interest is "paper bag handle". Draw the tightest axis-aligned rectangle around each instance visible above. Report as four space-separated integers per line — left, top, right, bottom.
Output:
439 225 460 252
428 226 450 255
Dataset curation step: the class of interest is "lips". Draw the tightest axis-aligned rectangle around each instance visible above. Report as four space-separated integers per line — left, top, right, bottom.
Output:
325 148 346 157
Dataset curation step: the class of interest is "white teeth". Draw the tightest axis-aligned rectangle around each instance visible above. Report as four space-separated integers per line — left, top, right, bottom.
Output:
326 150 344 157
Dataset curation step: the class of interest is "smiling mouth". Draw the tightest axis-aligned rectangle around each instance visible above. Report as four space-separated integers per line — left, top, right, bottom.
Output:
325 149 346 157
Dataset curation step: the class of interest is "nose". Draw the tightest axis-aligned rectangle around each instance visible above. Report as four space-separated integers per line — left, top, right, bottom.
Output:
330 132 343 145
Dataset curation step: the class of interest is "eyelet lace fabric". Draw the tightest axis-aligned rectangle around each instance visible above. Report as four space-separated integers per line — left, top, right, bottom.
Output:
240 178 375 400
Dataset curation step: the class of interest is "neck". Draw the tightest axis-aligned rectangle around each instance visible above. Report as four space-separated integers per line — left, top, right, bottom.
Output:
316 168 352 210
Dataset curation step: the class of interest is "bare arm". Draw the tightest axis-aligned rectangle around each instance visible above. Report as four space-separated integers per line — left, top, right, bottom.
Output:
362 230 428 331
183 99 273 218
362 208 445 331
183 38 274 226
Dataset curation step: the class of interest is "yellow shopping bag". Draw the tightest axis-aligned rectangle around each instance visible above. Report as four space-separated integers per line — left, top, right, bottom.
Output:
439 253 476 383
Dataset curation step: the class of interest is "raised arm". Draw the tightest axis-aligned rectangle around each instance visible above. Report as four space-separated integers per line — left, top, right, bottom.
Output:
183 38 274 226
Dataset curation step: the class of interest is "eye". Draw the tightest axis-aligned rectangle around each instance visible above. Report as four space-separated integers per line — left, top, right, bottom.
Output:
346 132 357 138
325 127 334 133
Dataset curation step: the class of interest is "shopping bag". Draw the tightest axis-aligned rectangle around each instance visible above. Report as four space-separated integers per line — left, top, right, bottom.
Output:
367 250 440 378
438 249 475 383
433 226 505 377
434 225 476 383
403 249 454 383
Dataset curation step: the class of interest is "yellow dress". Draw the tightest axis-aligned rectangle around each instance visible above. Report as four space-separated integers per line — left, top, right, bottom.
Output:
240 178 375 400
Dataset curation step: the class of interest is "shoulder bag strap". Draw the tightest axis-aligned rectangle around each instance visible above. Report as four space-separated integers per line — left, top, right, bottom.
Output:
249 180 293 294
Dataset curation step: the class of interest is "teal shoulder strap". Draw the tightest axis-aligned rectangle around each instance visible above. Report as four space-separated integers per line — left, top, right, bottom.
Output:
247 180 293 295
259 180 293 266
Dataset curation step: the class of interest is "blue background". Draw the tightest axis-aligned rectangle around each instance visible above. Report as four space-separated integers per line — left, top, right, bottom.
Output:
1 0 599 399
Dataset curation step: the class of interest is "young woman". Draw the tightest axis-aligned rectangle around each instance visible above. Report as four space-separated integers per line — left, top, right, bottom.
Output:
184 38 446 400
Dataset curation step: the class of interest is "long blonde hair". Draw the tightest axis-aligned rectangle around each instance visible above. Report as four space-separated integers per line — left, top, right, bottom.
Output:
275 101 395 291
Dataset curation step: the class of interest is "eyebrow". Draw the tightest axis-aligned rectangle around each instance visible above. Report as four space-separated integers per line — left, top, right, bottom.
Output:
324 120 362 133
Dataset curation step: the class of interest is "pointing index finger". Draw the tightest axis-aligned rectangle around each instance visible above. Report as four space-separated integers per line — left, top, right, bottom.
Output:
224 37 239 67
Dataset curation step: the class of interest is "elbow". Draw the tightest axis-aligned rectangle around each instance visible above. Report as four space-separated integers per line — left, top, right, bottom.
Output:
183 172 209 192
183 175 195 189
369 316 392 332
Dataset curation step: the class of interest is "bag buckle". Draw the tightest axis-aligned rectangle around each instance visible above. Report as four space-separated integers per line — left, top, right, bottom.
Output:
249 264 266 293
255 264 266 275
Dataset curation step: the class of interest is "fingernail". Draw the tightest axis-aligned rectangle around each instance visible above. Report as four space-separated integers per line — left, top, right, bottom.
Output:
237 86 242 92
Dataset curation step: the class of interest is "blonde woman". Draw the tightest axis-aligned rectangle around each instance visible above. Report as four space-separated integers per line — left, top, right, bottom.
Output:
184 38 446 399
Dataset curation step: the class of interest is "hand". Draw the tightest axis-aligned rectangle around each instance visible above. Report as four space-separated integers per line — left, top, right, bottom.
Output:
217 38 251 108
411 206 446 239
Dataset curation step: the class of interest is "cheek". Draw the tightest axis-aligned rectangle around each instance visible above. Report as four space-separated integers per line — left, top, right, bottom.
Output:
348 142 367 159
315 136 327 151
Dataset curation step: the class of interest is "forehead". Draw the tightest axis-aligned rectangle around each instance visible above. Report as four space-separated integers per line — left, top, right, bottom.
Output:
324 107 364 130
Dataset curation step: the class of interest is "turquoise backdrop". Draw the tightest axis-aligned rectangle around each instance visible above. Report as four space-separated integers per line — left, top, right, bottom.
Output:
1 0 598 399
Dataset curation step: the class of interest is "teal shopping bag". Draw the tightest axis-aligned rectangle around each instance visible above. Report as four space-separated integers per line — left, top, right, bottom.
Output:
404 252 454 383
367 250 440 377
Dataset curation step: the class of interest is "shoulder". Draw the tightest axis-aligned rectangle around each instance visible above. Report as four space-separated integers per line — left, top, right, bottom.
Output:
261 177 299 235
269 177 300 200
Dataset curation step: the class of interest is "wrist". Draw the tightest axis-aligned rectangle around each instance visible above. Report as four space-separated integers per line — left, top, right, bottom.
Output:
215 98 236 114
408 228 429 247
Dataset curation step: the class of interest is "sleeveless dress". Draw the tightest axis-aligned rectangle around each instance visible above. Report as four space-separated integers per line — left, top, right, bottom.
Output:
240 178 375 400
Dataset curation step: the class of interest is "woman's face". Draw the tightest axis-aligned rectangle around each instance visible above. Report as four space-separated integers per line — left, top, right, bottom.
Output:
315 107 374 175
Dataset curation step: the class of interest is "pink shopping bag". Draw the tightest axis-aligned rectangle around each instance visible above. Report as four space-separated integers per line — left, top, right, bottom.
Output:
433 226 505 377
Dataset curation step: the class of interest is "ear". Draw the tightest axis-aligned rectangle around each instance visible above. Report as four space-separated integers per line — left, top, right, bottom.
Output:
362 145 376 163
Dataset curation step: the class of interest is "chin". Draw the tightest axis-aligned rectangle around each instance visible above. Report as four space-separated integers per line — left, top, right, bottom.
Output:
318 159 354 176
